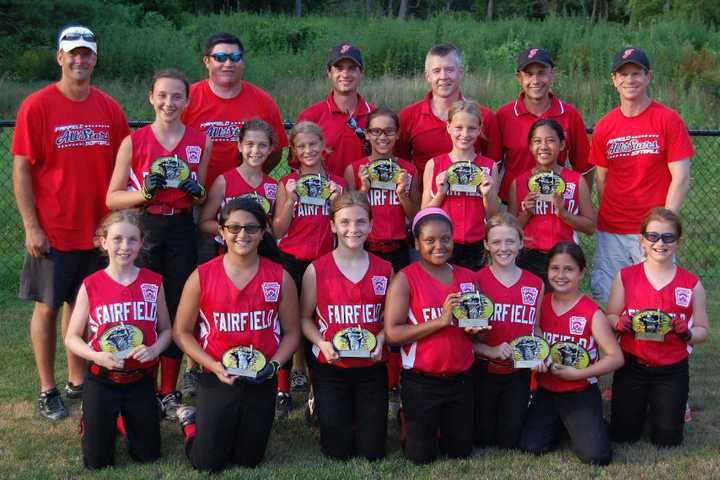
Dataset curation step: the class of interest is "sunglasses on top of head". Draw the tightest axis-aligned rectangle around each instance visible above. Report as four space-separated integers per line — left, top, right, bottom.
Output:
61 32 96 42
209 52 243 63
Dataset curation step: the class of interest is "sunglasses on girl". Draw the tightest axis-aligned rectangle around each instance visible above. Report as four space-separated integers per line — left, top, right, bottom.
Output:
209 52 243 63
222 223 262 235
642 231 678 244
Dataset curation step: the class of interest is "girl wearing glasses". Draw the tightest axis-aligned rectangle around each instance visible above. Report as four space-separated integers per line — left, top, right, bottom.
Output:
173 197 300 472
300 191 392 460
509 119 595 286
607 208 709 447
106 68 211 419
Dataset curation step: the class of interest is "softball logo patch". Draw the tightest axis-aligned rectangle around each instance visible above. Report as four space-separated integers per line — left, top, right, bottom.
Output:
521 287 538 306
262 282 280 302
140 283 158 303
459 282 475 294
264 183 278 200
185 145 201 164
569 316 587 335
675 287 692 307
372 276 388 295
563 182 576 200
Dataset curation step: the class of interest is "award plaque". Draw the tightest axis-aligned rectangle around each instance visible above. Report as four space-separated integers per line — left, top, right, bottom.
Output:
367 158 403 190
452 291 494 328
99 324 144 360
332 327 377 358
150 155 190 188
528 171 566 202
296 174 331 206
239 192 272 215
221 346 267 378
550 341 590 369
631 309 672 342
510 335 550 369
447 161 484 193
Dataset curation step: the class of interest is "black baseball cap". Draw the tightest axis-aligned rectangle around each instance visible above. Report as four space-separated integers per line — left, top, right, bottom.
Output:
517 47 554 71
612 47 650 72
327 43 363 70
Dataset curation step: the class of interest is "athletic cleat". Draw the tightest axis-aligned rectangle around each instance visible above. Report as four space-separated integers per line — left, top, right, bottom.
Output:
39 388 68 421
304 391 319 426
64 381 83 400
290 371 309 392
275 392 292 420
181 366 200 399
161 391 182 421
177 405 196 427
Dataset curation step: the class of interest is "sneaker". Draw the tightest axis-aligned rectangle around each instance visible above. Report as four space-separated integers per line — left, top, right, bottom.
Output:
181 366 200 399
304 391 318 426
275 392 292 420
161 391 182 421
39 388 68 421
64 381 83 400
290 371 309 392
177 405 196 427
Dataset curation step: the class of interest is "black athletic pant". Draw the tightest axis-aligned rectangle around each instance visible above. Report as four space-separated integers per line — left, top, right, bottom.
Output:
401 369 474 464
519 385 611 466
367 244 411 272
516 249 549 288
610 356 689 447
278 251 312 371
449 241 486 272
473 360 531 449
312 360 388 460
81 371 160 469
139 211 197 358
186 373 277 471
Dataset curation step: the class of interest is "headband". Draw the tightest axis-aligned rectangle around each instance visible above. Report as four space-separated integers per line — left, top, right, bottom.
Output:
411 207 452 232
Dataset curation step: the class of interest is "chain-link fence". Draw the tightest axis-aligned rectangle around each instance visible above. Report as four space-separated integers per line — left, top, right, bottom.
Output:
1 121 718 300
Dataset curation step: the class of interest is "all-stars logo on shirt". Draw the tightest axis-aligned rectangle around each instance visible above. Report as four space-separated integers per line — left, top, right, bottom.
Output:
606 134 660 158
54 123 110 148
199 120 244 142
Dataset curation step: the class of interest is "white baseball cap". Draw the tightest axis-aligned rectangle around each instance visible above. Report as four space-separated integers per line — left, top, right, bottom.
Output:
57 25 97 53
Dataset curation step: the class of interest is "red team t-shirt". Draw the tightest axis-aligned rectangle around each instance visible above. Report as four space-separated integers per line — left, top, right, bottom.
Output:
430 153 495 244
590 101 694 234
475 267 543 374
85 268 162 371
617 263 698 366
514 167 582 252
350 156 417 243
277 171 346 261
396 91 502 178
539 294 600 393
11 84 130 251
496 93 591 202
128 125 206 210
401 263 476 375
181 80 289 188
311 252 392 368
292 92 375 177
198 256 283 363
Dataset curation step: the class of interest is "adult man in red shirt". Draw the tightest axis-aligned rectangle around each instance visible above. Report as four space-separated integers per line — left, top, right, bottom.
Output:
292 43 374 177
396 43 501 184
590 48 693 304
496 47 593 204
12 25 130 420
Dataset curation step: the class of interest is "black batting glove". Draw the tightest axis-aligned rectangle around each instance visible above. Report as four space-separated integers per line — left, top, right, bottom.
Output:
142 173 166 200
179 178 206 199
244 360 280 384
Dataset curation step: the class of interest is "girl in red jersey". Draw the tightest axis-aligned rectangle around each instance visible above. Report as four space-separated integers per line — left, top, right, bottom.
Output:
65 210 172 469
509 119 594 285
199 119 278 251
422 100 499 271
519 242 623 465
472 213 544 449
344 107 420 271
608 208 709 446
300 191 393 460
106 68 211 419
384 208 487 464
173 198 300 472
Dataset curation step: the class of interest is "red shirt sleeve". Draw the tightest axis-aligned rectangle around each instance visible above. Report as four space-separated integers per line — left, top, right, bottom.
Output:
11 95 42 165
664 110 694 163
395 107 413 163
567 107 592 174
589 119 608 168
110 103 131 160
480 108 502 161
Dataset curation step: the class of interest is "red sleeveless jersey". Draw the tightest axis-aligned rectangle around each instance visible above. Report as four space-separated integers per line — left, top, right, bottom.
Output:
277 171 346 261
475 267 543 374
85 268 162 370
198 256 283 362
312 252 392 368
129 125 206 209
350 156 417 242
618 263 698 366
401 262 476 375
514 167 581 252
430 153 495 243
538 294 599 393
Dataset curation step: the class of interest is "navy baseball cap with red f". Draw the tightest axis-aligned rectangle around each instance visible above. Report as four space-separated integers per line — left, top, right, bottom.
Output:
612 47 650 72
517 47 554 71
327 43 364 70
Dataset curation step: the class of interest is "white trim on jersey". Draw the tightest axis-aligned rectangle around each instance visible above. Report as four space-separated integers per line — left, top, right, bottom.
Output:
128 168 143 192
401 342 417 369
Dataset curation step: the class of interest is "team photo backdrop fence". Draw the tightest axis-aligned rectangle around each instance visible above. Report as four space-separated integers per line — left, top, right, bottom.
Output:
0 120 718 301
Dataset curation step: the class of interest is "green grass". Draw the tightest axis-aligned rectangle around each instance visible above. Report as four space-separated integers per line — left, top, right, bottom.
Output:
0 296 718 479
